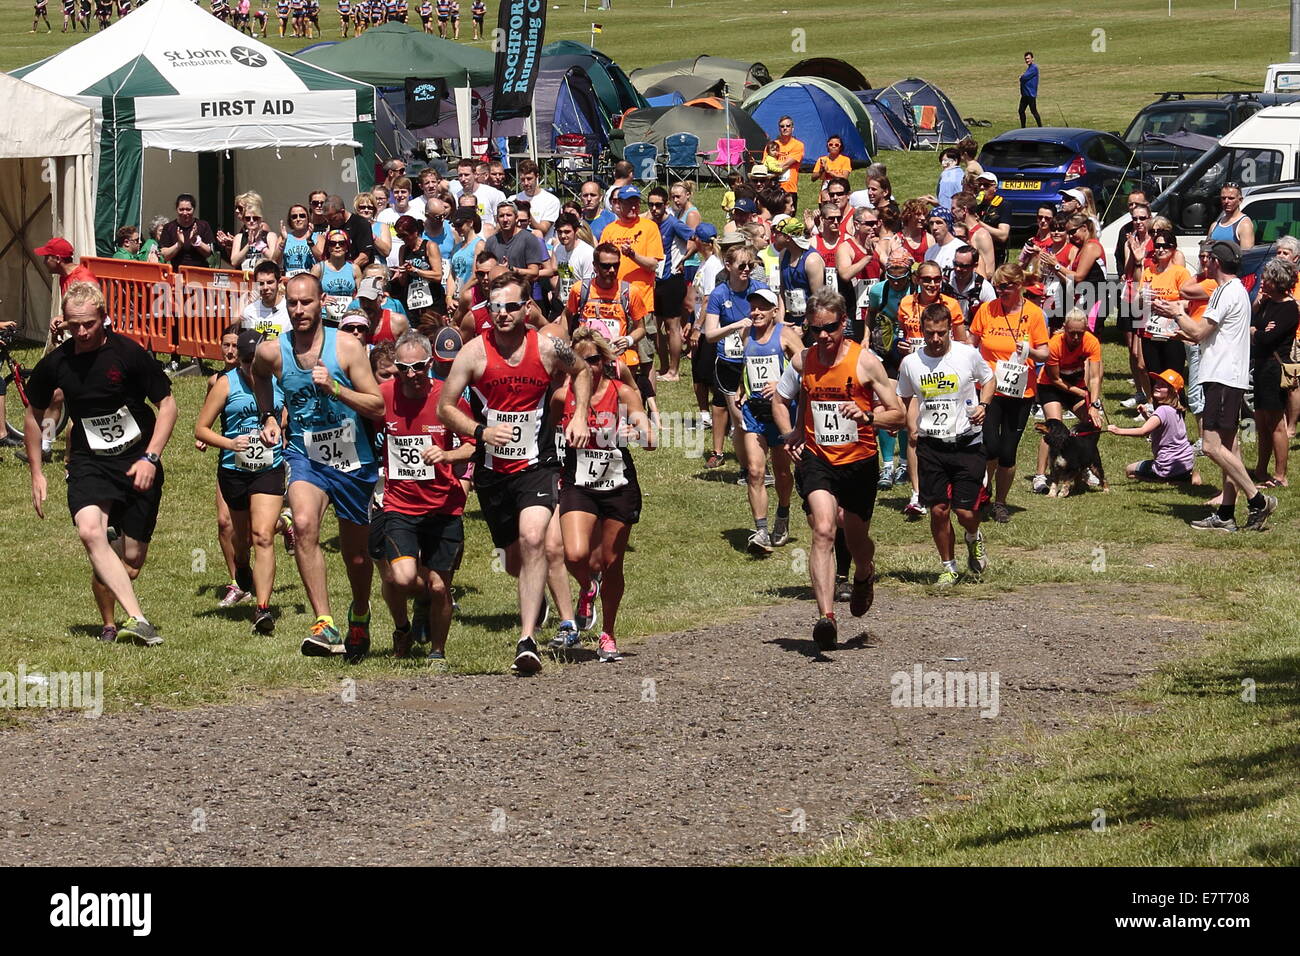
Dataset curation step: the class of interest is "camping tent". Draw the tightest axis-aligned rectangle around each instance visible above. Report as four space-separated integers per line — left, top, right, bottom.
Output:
0 75 95 341
629 57 772 104
854 90 917 151
532 63 610 153
874 78 971 147
784 58 870 93
541 42 648 118
619 102 768 169
12 0 376 256
643 75 727 104
743 78 876 165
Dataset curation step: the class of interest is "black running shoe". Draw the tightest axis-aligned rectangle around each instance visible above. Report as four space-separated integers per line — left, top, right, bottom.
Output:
511 636 543 674
813 615 837 651
252 606 275 635
849 573 875 618
1243 495 1278 532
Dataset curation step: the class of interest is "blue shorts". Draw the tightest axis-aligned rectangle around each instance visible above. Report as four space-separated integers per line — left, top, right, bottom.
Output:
741 401 785 446
284 447 377 526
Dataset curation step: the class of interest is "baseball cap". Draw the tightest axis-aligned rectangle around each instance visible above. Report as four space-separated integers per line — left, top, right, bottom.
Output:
773 216 809 248
694 222 718 243
733 197 758 215
1023 278 1046 297
1059 188 1086 205
236 329 264 361
434 326 463 361
357 276 385 301
339 310 370 329
1152 368 1185 393
747 288 779 307
1207 239 1241 268
617 185 643 201
975 171 998 186
717 231 748 248
36 237 74 258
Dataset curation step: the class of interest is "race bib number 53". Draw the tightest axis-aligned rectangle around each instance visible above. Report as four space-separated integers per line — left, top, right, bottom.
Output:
84 406 141 456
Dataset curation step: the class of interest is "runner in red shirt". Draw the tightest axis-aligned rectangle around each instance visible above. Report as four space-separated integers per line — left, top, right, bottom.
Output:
438 271 594 674
370 328 476 660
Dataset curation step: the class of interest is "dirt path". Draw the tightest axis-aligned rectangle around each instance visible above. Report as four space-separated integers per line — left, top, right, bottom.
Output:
0 584 1201 866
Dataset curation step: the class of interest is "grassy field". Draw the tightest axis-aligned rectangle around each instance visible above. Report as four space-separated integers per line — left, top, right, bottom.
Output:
1 1 1297 866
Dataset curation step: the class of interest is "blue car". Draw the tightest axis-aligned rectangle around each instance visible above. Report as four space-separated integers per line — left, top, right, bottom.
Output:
977 128 1155 234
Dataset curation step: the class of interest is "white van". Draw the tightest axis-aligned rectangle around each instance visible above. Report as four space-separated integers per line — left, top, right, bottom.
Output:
1265 63 1300 93
1099 102 1300 276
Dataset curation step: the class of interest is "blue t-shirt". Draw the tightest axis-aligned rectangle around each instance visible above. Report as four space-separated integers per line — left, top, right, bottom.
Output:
1020 62 1039 98
422 223 455 262
937 166 965 210
586 210 615 239
707 277 771 363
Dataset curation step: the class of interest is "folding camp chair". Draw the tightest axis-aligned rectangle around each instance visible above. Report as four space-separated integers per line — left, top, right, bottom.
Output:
549 132 595 198
662 132 701 185
623 142 661 184
698 137 746 186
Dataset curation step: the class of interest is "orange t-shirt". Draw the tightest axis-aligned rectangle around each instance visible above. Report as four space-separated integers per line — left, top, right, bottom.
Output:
598 217 663 305
968 299 1050 398
813 153 851 182
565 280 650 367
1046 329 1101 385
897 293 964 342
775 136 805 194
1187 277 1218 323
800 339 878 464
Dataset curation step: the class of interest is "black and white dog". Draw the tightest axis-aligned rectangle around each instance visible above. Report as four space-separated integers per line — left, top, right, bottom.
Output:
1034 419 1107 497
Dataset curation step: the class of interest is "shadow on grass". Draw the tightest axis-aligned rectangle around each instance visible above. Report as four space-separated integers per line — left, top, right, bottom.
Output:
765 628 874 662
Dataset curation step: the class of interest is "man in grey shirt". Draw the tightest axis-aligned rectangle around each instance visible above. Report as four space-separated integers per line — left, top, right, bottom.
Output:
484 201 546 284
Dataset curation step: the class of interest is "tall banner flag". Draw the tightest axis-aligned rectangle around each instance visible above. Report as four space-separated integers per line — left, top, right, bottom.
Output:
491 0 548 121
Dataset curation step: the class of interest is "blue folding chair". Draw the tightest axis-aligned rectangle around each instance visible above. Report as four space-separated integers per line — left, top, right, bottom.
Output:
623 142 660 184
663 132 701 185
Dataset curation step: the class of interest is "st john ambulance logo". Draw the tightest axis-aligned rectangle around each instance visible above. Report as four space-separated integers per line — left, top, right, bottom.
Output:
230 46 266 68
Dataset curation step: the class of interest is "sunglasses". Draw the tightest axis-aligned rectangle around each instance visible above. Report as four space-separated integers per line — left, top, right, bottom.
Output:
1132 215 1150 222
823 216 842 223
829 191 847 198
808 321 842 334
244 216 262 223
357 205 375 212
856 219 879 227
487 300 527 313
648 201 666 209
395 360 430 374
583 354 604 366
996 282 1020 292
290 214 309 220
311 200 325 207
1036 215 1053 221
1153 243 1174 250
596 261 620 270
342 325 368 336
733 263 755 272
328 241 347 248
919 276 942 284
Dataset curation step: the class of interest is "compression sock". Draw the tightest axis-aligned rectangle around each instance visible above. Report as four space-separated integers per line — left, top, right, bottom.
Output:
834 528 851 579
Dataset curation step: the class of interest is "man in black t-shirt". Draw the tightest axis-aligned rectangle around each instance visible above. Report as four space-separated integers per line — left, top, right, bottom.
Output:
159 192 215 269
311 194 374 266
25 282 177 647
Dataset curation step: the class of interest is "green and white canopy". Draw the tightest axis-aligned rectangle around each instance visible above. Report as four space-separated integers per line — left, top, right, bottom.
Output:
13 0 376 254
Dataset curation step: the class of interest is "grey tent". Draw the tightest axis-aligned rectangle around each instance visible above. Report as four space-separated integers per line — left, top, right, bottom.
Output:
619 102 768 169
874 77 971 146
644 75 726 103
630 56 772 103
785 57 870 92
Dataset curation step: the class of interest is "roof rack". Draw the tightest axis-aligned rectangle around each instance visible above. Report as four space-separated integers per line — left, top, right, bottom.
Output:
1154 91 1260 102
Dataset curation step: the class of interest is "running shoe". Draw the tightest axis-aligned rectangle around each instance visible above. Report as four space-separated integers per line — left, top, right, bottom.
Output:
903 498 927 520
575 579 599 632
1243 495 1278 532
771 516 790 548
1193 438 1204 457
548 621 581 650
1086 471 1101 488
117 617 162 647
892 461 908 485
966 530 989 575
98 624 118 643
747 528 774 556
705 452 725 469
426 648 446 662
279 510 296 554
849 572 875 618
936 569 960 588
1032 474 1049 495
1189 513 1238 532
512 636 543 674
410 596 432 644
218 583 250 608
301 616 342 657
392 624 414 659
877 465 895 490
1120 393 1146 410
344 603 371 663
0 434 22 448
597 632 623 663
833 576 853 603
252 606 275 635
991 502 1011 524
812 614 837 651
698 411 712 429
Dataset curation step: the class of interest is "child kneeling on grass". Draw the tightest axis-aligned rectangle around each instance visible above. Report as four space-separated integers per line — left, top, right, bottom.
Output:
1107 368 1200 485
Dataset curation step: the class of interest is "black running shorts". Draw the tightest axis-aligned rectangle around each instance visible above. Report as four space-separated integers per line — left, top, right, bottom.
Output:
66 458 164 543
474 465 560 550
373 511 465 572
917 435 986 509
217 465 285 512
794 453 880 522
559 478 642 525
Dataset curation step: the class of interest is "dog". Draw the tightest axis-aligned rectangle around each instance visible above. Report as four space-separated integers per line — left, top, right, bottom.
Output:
1034 419 1107 497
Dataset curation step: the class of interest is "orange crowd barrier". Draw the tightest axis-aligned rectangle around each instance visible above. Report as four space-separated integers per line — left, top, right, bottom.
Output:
80 257 175 353
175 267 255 361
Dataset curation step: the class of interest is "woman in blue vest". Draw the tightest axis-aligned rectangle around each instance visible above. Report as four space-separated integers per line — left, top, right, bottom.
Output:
312 230 363 325
278 203 316 277
195 328 286 635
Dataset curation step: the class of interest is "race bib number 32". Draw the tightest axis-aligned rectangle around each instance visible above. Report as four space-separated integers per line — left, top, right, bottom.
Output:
234 432 272 471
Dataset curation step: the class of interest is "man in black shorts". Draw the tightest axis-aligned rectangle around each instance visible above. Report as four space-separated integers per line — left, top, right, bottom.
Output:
24 282 177 645
896 304 994 586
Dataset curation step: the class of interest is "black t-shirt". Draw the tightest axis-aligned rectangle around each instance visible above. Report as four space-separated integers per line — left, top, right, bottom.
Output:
26 331 172 463
160 218 216 268
978 196 1007 265
342 213 376 264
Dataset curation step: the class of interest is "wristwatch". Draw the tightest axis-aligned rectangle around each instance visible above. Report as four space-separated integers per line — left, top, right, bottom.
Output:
1090 399 1103 410
139 452 160 465
474 424 486 442
865 411 875 425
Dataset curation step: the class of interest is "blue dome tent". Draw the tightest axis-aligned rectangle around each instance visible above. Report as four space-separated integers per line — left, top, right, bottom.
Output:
854 90 917 151
743 77 876 167
874 77 971 147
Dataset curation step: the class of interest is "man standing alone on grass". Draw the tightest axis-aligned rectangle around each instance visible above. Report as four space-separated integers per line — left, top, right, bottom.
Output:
1019 52 1042 129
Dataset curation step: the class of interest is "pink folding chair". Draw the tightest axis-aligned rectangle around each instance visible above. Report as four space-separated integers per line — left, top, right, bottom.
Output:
699 137 746 185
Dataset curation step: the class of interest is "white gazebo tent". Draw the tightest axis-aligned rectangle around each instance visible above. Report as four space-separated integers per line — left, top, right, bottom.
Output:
0 74 95 341
12 0 377 256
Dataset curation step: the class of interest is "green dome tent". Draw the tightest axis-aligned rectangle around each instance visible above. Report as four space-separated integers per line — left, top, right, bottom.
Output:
541 41 647 118
630 56 772 104
743 77 877 166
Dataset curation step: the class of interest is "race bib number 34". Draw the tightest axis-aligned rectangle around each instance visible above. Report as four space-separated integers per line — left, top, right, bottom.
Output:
84 406 141 456
811 400 856 446
305 421 360 473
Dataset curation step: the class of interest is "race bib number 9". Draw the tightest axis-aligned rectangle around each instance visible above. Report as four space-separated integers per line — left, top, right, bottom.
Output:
84 406 141 456
305 420 360 472
811 400 856 446
386 434 436 481
994 359 1029 399
234 431 272 471
486 408 540 462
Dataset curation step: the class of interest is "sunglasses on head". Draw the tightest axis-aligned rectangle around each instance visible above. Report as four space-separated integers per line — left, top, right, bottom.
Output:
487 300 526 313
395 360 430 374
996 282 1020 291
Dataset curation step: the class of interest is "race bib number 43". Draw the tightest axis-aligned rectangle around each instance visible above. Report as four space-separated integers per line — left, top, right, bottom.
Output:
84 406 141 456
811 400 856 446
994 359 1029 399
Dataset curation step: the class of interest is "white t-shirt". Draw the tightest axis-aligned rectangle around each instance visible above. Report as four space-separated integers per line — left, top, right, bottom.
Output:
949 272 996 321
848 189 874 210
241 298 289 339
925 236 962 273
693 256 725 323
518 188 562 239
555 240 594 301
1198 276 1252 389
376 206 410 267
896 341 992 441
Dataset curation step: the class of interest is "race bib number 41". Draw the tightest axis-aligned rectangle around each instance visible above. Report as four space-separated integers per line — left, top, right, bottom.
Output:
811 400 856 446
84 405 141 456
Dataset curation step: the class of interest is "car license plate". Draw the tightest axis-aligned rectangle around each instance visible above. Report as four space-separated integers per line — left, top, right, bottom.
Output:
1002 179 1041 190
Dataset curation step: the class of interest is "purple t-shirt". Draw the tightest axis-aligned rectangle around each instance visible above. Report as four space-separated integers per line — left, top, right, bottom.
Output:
1149 404 1194 477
